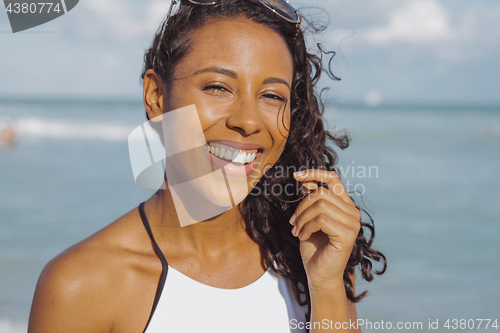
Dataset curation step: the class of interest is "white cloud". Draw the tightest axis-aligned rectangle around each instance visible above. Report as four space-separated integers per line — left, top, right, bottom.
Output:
2 0 499 103
366 0 453 44
348 0 500 61
69 0 172 41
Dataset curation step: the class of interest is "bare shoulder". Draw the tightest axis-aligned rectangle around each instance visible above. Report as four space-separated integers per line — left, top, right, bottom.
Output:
28 206 160 333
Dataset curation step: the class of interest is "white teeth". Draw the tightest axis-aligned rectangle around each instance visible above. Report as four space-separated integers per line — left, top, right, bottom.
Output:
231 152 243 164
231 150 239 160
206 143 258 164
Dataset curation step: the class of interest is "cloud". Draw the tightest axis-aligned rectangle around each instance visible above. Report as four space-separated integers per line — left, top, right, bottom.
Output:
1 0 499 104
65 0 171 42
354 0 500 61
366 0 453 44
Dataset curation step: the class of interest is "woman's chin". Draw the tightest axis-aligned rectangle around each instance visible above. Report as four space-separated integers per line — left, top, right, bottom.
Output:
192 173 251 207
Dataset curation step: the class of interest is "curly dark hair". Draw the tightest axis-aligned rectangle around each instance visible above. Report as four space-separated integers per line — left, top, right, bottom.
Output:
141 0 386 323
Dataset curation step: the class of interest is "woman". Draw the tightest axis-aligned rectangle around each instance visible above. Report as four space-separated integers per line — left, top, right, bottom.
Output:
28 0 386 332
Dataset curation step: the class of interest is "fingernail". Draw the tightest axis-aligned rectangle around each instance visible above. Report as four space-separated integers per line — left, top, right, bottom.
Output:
298 230 304 240
292 225 297 236
289 214 296 226
294 171 305 177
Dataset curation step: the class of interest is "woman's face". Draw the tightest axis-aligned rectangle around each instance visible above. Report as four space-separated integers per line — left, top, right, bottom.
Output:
162 17 293 206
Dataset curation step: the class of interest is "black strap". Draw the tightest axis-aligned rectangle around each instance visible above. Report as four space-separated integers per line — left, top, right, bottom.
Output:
139 202 168 333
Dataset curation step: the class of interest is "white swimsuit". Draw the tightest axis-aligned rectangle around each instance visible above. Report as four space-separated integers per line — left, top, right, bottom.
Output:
138 202 308 333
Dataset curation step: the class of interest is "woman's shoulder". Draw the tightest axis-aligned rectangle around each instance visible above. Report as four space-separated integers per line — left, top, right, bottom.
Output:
39 205 147 283
29 206 160 333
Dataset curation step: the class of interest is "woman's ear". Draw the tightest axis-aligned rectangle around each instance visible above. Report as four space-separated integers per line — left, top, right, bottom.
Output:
143 69 165 121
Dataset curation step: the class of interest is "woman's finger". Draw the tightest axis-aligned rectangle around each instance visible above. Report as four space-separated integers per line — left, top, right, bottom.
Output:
301 181 318 195
294 169 354 206
290 187 361 227
291 197 361 238
296 214 359 245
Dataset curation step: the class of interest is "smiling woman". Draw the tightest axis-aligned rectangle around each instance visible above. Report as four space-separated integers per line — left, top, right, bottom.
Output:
27 1 386 333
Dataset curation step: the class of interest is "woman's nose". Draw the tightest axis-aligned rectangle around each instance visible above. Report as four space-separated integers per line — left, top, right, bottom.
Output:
225 96 265 136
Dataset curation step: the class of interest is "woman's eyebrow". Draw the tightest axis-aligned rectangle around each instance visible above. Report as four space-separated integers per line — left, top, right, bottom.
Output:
263 77 291 90
193 66 237 79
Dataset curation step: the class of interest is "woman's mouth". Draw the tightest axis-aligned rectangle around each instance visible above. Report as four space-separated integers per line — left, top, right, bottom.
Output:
206 142 259 165
205 141 263 177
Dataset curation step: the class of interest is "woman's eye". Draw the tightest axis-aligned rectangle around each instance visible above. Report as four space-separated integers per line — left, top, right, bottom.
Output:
264 94 285 101
202 84 229 95
262 93 287 104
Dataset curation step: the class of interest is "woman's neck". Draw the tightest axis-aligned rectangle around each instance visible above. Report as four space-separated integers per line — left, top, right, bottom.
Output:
144 188 251 258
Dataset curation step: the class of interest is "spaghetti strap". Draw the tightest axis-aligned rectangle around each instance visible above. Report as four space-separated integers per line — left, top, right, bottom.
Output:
138 202 169 333
138 201 308 333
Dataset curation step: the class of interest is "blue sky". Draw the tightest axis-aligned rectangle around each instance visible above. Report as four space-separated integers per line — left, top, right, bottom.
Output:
1 0 499 105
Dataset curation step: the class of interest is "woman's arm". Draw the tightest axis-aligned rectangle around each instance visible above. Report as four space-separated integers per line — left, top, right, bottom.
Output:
308 273 361 333
291 170 363 332
348 273 362 333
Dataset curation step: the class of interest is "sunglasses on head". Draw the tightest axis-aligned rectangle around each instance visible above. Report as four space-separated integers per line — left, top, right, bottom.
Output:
189 0 300 24
153 0 301 66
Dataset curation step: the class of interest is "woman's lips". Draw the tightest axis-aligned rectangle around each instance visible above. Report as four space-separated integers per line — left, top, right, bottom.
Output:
204 141 263 177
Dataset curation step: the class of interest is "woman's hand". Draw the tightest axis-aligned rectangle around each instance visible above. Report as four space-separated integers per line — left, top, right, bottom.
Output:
290 169 361 292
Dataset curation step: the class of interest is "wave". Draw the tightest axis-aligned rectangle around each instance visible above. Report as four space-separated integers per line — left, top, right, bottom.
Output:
0 117 135 142
0 319 27 333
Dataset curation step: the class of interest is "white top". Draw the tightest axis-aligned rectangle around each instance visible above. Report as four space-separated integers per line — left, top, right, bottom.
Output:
139 202 308 333
144 265 308 333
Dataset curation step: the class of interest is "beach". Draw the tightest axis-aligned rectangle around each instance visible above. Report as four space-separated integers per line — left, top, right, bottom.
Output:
0 100 499 332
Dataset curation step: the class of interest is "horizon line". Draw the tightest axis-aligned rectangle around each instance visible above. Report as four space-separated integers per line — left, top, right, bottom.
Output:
0 95 499 110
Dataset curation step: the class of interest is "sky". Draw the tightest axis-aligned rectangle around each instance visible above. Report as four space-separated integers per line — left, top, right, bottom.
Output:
0 0 499 105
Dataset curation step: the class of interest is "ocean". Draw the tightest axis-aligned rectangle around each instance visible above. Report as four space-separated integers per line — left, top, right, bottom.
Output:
0 100 499 332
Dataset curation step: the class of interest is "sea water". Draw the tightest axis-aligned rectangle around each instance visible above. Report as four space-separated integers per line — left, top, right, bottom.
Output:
0 100 499 332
